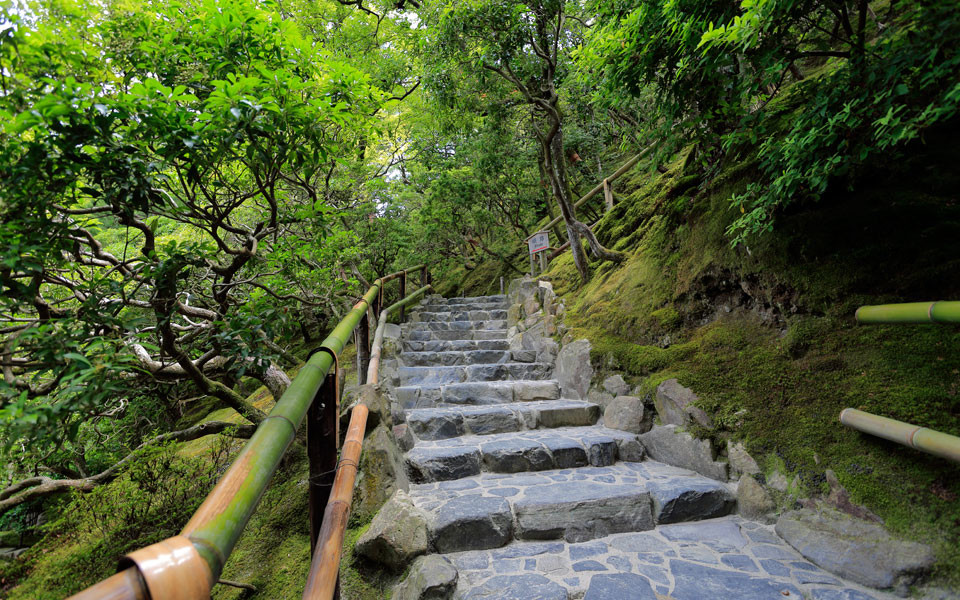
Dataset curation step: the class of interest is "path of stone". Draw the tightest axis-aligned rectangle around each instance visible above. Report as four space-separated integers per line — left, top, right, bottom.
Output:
390 294 895 600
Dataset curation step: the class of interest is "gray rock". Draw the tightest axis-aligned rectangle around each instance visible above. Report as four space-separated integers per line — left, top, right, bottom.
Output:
480 438 552 473
602 374 631 397
767 471 789 492
461 574 567 600
616 437 646 462
638 425 728 481
775 508 935 594
394 423 416 452
407 410 464 441
737 475 775 523
648 478 734 524
654 378 713 428
392 555 458 600
432 495 513 553
603 396 651 433
513 380 561 402
556 339 593 400
727 441 761 476
356 490 429 571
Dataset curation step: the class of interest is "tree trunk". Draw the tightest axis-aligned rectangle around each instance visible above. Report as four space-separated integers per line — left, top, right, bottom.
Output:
540 119 625 285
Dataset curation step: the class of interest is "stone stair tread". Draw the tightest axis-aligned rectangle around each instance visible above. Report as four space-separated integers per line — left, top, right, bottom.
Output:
402 339 511 352
417 309 509 321
406 329 509 341
443 515 889 600
409 461 734 554
403 319 509 331
399 349 512 367
404 399 601 440
397 363 553 386
405 426 643 481
395 380 561 409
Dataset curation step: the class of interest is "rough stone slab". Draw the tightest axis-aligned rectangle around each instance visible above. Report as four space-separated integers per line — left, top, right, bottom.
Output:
584 573 658 600
396 380 562 408
356 490 429 571
397 363 553 386
403 319 509 332
406 329 510 342
459 574 567 599
419 309 509 322
775 508 935 593
670 560 802 599
403 339 511 353
556 339 593 400
400 350 512 367
405 427 640 480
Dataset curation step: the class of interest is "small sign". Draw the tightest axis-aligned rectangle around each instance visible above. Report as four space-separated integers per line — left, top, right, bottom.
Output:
528 231 549 254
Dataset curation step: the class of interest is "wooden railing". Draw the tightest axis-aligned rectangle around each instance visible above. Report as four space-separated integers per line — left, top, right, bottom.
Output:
69 265 429 600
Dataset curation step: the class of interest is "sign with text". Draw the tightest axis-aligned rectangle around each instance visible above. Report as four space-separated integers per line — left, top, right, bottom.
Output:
528 231 549 254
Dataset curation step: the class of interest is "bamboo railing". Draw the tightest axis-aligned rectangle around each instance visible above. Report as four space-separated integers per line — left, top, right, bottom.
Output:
69 265 429 600
524 146 654 274
841 300 960 463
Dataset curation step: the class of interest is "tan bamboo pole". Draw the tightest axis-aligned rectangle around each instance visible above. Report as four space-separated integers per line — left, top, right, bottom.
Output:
303 284 431 599
66 567 148 600
840 409 960 463
70 266 424 600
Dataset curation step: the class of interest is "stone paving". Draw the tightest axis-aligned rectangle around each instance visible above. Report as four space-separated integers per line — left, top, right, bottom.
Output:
388 294 898 599
448 516 895 599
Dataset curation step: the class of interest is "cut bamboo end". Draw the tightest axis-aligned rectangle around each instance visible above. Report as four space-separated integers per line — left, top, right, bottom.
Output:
120 536 214 600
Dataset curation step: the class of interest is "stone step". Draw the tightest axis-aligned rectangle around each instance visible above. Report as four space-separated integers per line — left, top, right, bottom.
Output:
405 329 509 342
403 319 509 332
399 350 512 367
402 339 511 353
432 295 507 305
416 309 509 322
405 400 601 441
443 516 880 600
405 426 644 483
398 363 553 386
395 380 561 409
408 461 734 554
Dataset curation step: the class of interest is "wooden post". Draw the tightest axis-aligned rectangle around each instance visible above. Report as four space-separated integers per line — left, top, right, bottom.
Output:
529 250 536 276
399 272 407 322
538 250 547 273
500 277 504 295
421 265 428 287
357 314 370 386
603 178 614 212
307 372 339 554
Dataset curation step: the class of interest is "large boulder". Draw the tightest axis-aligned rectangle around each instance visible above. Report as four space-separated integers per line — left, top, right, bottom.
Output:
603 396 652 434
775 508 935 595
556 339 593 400
354 422 410 521
638 425 728 481
356 490 429 571
736 474 775 523
654 379 713 429
392 555 458 600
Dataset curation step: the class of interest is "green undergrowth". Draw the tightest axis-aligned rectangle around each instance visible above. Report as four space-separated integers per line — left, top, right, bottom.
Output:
526 123 960 586
0 338 391 599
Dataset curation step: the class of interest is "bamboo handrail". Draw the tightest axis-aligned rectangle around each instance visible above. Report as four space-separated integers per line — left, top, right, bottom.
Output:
524 148 651 242
68 266 428 600
302 284 432 600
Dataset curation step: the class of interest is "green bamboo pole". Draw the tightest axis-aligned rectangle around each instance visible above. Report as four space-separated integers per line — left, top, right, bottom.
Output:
180 282 383 580
855 301 960 324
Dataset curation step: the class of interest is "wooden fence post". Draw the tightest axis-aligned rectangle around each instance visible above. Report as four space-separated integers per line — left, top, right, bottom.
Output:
307 372 339 554
603 178 614 212
357 314 370 386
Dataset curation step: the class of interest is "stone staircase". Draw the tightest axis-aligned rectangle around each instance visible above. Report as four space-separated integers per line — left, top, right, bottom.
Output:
376 294 897 600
